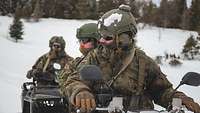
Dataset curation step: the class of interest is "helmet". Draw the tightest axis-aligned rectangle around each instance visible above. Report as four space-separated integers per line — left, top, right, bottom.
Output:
49 36 66 49
76 23 100 40
98 4 137 37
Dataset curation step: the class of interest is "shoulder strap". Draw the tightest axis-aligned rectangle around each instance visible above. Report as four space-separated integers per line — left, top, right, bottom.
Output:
43 54 50 72
108 48 136 87
136 51 146 95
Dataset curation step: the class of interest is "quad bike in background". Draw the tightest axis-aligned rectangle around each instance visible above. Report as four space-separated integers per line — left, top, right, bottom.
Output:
21 63 68 113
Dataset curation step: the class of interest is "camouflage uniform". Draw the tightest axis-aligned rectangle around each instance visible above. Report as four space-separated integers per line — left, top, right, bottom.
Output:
59 23 100 93
61 5 200 113
27 36 73 85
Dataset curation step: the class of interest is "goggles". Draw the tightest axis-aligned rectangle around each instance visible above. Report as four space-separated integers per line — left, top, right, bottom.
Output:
79 38 93 44
53 43 61 48
99 35 114 45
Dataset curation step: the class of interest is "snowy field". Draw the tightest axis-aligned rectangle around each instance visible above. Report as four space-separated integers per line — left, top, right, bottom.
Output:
0 16 199 113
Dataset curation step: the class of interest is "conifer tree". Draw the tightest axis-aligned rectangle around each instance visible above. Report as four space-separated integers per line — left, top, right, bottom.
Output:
31 0 43 22
173 0 187 28
141 1 157 25
182 35 197 53
9 16 24 42
158 0 169 27
98 0 116 16
189 0 200 31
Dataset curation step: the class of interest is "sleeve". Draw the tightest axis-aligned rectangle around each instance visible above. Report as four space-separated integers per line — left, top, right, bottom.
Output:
32 54 47 70
26 54 47 78
145 56 175 108
60 50 99 103
145 57 197 109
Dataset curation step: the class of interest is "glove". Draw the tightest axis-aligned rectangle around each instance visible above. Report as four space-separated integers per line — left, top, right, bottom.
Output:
173 92 200 113
32 69 42 76
182 97 200 113
26 70 33 79
72 90 96 113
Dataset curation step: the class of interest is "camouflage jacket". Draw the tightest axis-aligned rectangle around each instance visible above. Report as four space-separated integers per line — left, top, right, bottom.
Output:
27 50 73 85
61 46 193 110
59 55 87 95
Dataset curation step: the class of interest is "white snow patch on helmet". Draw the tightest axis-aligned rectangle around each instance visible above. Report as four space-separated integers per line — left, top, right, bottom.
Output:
103 13 122 27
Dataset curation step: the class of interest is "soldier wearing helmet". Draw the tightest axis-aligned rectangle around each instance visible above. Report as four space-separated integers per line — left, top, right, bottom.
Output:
26 36 73 86
76 23 100 56
61 5 200 113
59 23 100 91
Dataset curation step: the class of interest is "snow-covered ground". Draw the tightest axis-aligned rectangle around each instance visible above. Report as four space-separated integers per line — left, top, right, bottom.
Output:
0 16 199 113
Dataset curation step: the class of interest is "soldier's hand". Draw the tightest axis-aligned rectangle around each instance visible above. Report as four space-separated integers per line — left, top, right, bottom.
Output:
182 97 200 113
73 90 96 113
26 70 33 79
32 69 42 76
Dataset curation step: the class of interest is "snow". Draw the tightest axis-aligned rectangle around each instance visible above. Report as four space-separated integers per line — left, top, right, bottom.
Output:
102 13 122 27
0 16 200 113
151 0 192 7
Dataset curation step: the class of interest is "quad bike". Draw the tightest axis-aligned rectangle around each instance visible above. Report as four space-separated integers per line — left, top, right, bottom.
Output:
21 63 68 113
78 65 200 113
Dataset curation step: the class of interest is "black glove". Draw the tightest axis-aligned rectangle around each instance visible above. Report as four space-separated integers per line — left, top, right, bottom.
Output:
26 70 33 79
72 90 96 113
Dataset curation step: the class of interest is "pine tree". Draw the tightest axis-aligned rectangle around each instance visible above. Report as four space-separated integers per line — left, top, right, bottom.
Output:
189 0 200 31
173 0 187 28
31 0 43 22
21 1 34 20
181 9 190 29
182 35 197 53
9 16 24 42
141 1 157 25
98 0 116 16
0 0 11 15
129 0 140 18
158 0 169 27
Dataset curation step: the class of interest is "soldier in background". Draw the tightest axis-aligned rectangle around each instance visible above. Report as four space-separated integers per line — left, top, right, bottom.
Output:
26 36 73 86
61 5 200 113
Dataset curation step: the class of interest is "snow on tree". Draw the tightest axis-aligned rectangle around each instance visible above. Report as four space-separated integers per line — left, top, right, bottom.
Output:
182 34 200 60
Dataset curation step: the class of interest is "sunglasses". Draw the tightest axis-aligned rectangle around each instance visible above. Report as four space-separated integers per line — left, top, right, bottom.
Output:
53 44 61 48
102 36 113 41
99 36 114 45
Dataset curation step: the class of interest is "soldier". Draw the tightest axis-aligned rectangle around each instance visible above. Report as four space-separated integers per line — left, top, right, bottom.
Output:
73 23 100 68
59 23 100 94
26 36 73 86
61 5 200 113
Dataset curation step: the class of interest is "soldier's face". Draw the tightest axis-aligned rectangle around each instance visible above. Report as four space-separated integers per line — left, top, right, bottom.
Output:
99 34 115 50
117 33 132 51
79 38 95 49
52 43 62 52
79 38 95 55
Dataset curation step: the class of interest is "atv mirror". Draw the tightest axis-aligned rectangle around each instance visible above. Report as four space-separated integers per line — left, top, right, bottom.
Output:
180 72 200 86
80 65 102 81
